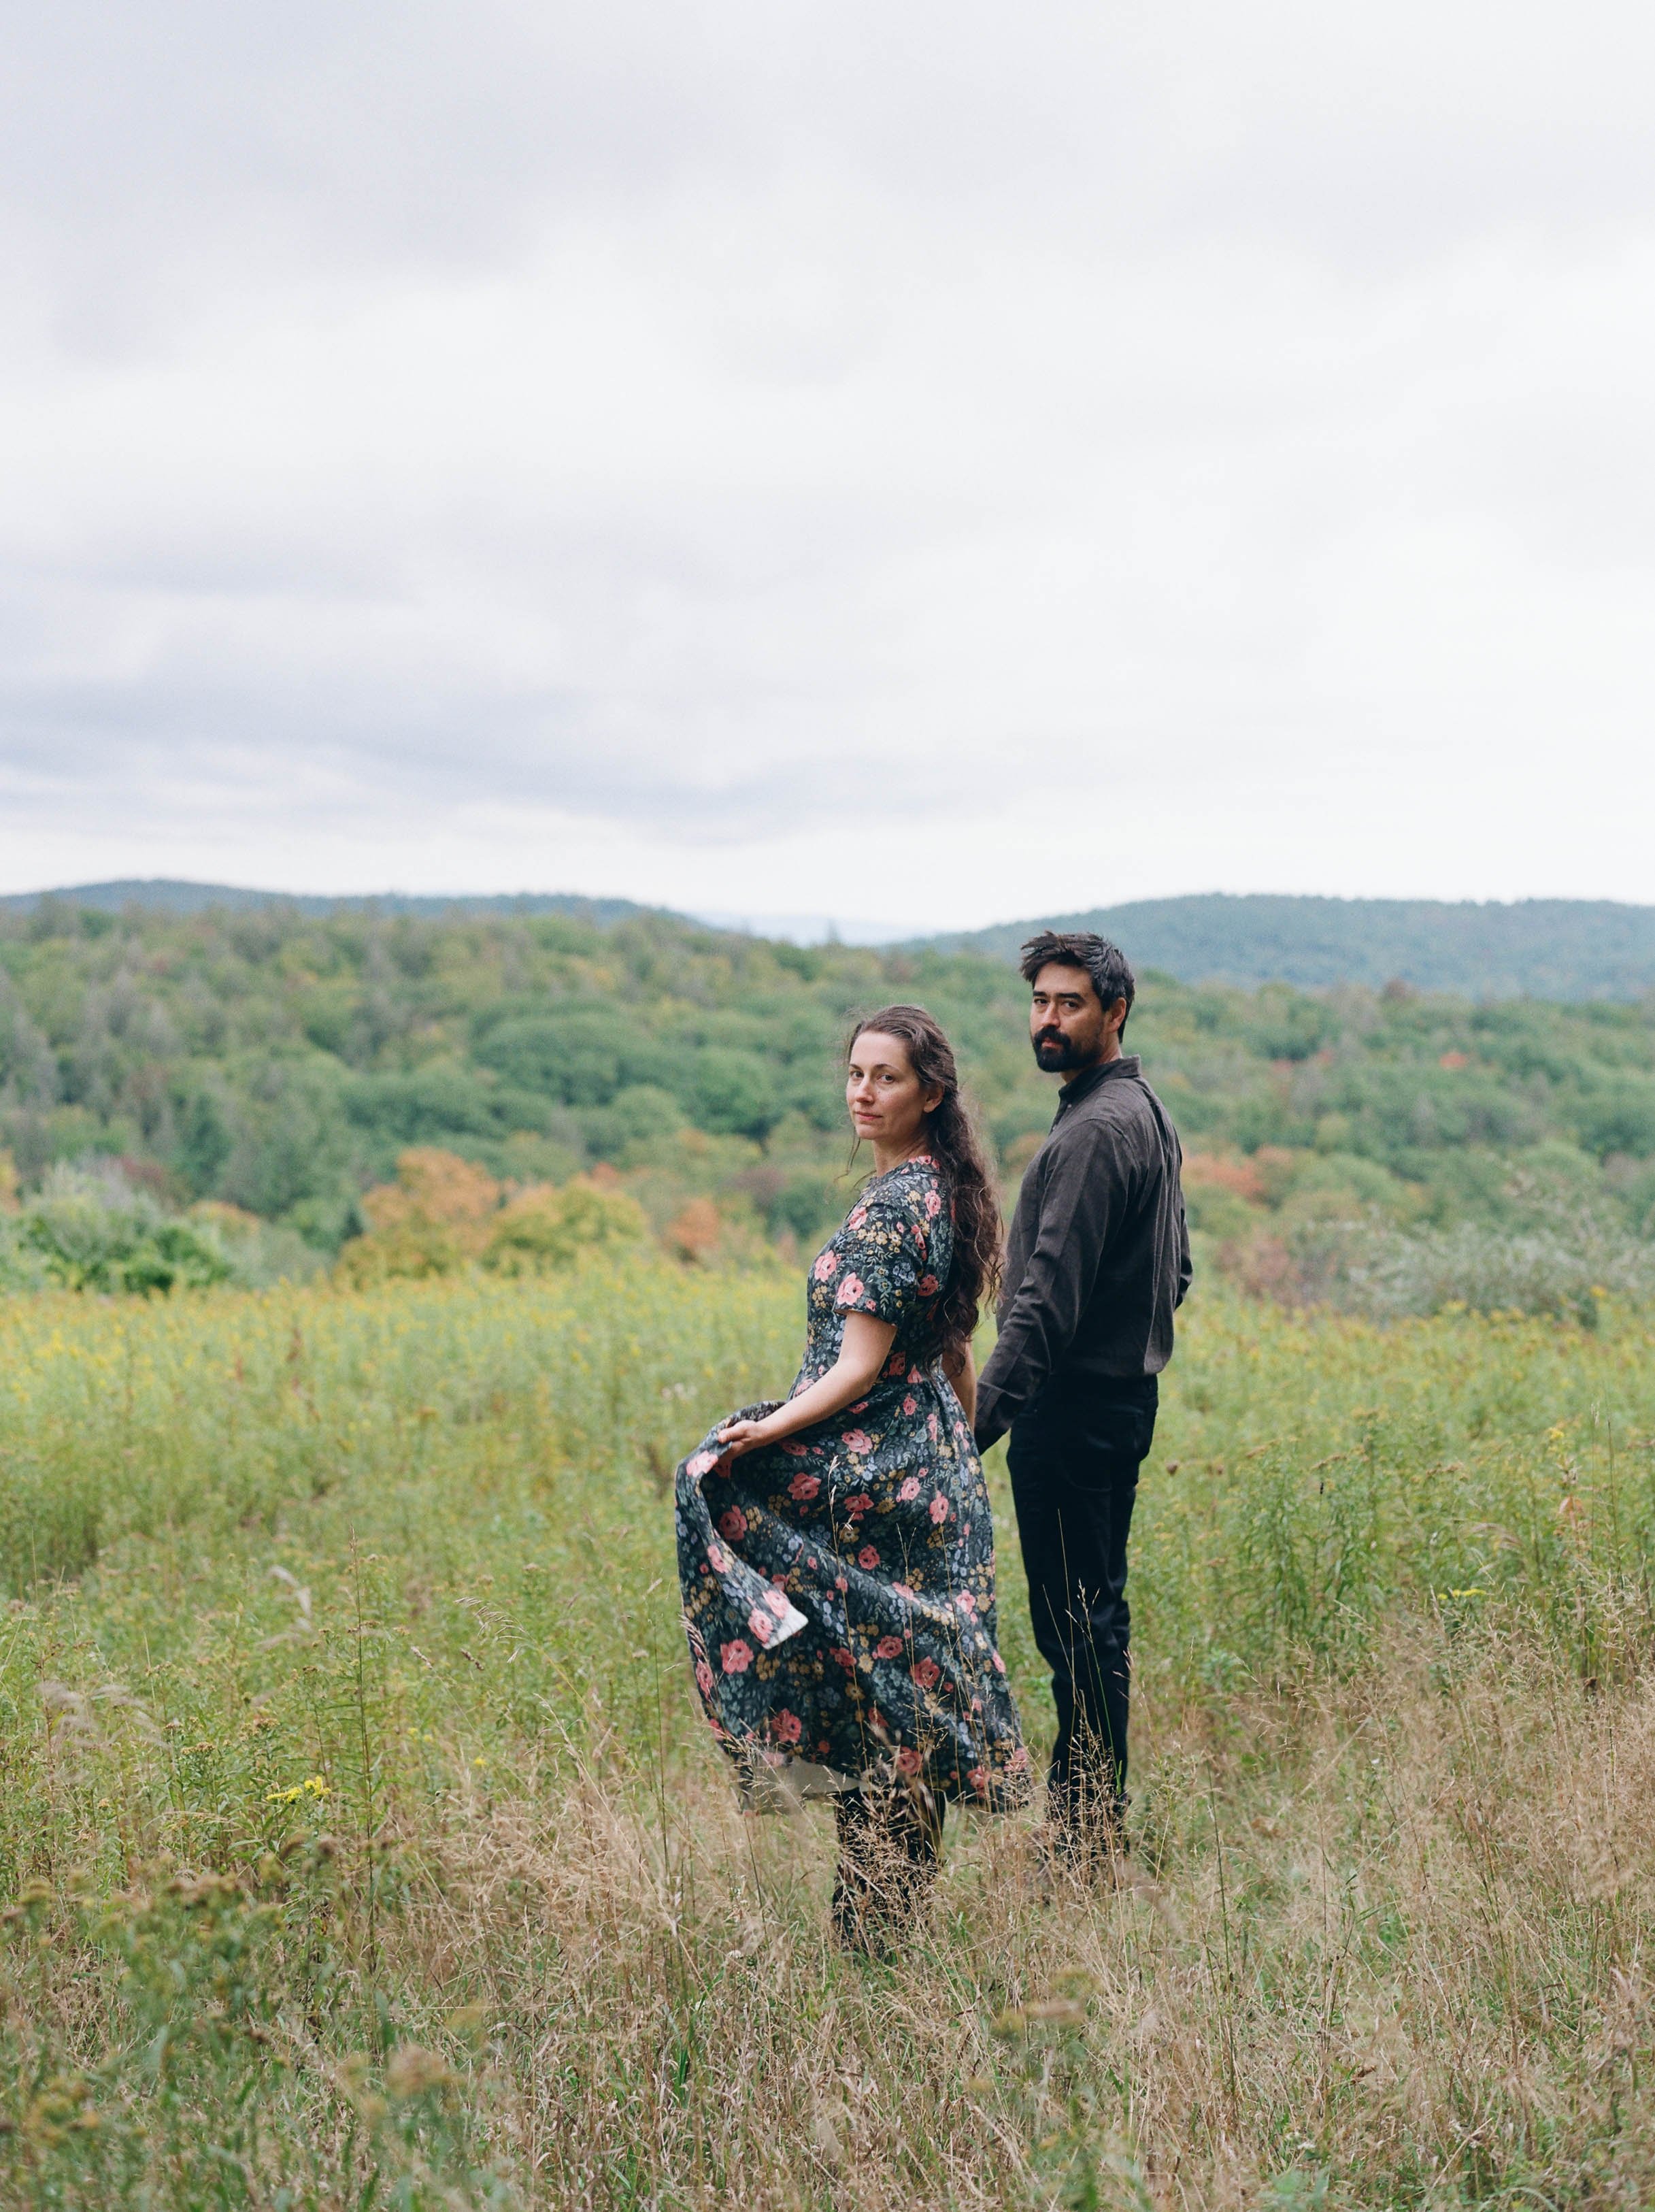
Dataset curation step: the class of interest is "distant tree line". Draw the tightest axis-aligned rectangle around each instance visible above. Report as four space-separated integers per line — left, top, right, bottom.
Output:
937 893 1655 1000
0 899 1652 1266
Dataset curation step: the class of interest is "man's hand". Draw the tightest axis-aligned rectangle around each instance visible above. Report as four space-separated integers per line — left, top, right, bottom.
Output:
973 1417 1005 1457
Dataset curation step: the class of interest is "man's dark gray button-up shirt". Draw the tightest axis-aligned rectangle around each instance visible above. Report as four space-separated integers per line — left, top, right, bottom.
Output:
973 1053 1191 1451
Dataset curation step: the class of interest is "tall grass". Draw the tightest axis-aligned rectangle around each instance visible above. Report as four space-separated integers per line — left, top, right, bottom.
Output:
1 1262 1654 2207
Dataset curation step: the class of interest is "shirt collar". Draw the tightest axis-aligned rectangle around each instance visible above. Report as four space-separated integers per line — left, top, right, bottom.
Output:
1053 1053 1141 1117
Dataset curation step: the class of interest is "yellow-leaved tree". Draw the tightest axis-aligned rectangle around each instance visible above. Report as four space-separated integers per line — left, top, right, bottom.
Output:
482 1179 647 1276
335 1150 501 1285
335 1150 645 1286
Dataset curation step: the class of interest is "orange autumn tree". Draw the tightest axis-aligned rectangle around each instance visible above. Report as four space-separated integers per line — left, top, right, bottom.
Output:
337 1149 500 1285
484 1178 647 1276
336 1149 644 1286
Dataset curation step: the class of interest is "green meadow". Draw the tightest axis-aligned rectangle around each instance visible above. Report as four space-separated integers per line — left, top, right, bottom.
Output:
2 1263 1654 2208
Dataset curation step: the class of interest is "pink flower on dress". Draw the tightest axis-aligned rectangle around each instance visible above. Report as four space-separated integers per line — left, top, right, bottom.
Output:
912 1656 941 1689
886 1353 906 1376
772 1708 803 1745
842 1430 872 1453
748 1606 775 1645
918 1274 939 1298
895 1747 922 1777
857 1543 880 1570
874 1634 904 1660
687 1449 718 1478
722 1640 753 1672
924 1189 942 1218
929 1493 950 1525
706 1542 729 1572
764 1588 792 1617
717 1506 748 1541
835 1275 865 1306
847 1206 868 1229
891 1582 916 1601
831 1646 856 1671
927 1415 940 1441
1009 1745 1031 1772
835 1574 849 1593
788 1471 820 1502
967 1765 988 1793
813 1251 840 1281
956 1589 977 1615
782 1440 809 1457
897 1476 921 1502
992 1650 1007 1674
845 1492 874 1518
695 1660 715 1696
902 1396 917 1417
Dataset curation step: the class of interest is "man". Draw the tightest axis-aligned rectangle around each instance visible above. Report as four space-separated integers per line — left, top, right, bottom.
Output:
973 930 1190 1862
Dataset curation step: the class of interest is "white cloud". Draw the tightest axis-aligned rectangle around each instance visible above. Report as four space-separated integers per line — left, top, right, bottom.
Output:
1 0 1652 929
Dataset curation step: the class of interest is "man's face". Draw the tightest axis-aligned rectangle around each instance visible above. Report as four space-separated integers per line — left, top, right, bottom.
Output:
1029 963 1122 1073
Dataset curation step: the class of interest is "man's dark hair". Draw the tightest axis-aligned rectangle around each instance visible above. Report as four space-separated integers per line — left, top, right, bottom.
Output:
1018 930 1137 1032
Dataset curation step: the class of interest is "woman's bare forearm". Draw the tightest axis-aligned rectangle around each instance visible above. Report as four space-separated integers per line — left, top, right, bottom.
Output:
718 1315 895 1453
766 1356 885 1439
943 1343 976 1426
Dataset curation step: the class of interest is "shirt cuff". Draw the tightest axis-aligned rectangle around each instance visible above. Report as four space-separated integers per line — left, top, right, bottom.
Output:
973 1391 1009 1454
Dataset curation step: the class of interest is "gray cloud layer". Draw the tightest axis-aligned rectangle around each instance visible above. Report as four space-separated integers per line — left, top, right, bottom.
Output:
2 2 1652 923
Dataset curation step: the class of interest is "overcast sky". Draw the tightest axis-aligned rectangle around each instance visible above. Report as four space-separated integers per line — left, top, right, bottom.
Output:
3 0 1653 932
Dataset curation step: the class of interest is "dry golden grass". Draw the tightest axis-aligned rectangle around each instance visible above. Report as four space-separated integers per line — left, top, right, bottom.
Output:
271 1621 1650 2211
0 1266 1652 2207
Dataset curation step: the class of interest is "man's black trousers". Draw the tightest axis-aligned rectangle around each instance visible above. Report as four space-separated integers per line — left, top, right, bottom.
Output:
1006 1374 1158 1827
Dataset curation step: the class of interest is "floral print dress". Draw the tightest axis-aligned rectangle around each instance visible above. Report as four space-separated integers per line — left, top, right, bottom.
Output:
675 1155 1029 1812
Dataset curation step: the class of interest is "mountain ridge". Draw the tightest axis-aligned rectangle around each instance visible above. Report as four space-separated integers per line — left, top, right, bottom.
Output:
920 893 1655 1000
0 880 667 928
6 882 1655 998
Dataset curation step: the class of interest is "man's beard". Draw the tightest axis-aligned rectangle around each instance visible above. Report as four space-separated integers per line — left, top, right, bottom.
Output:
1032 1027 1086 1071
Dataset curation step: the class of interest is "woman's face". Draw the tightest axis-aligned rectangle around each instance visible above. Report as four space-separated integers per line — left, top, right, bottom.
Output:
846 1030 941 1153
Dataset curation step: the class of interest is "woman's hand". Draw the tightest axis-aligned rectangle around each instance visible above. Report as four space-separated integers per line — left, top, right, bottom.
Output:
715 1416 777 1460
714 1317 897 1463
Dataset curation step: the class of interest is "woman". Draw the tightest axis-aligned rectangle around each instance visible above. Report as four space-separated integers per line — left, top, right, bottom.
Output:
675 1004 1029 1951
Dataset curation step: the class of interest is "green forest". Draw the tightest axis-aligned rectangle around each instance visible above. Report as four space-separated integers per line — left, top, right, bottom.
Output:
941 891 1655 998
1 897 1653 1311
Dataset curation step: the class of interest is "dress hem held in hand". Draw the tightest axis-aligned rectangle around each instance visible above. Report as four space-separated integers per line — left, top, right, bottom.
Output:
674 1156 1030 1815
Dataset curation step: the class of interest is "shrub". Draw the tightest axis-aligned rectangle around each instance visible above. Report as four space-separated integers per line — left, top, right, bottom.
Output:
335 1149 502 1284
2 1165 231 1295
661 1195 723 1264
1216 1206 1655 1324
482 1178 647 1275
186 1203 327 1289
1340 1219 1655 1324
337 1150 649 1284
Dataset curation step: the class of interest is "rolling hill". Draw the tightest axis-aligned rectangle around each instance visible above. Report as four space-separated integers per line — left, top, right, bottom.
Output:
8 883 1655 999
923 893 1655 1000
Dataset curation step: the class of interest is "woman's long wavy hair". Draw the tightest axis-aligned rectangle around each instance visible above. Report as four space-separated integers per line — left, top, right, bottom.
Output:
847 1004 1001 1368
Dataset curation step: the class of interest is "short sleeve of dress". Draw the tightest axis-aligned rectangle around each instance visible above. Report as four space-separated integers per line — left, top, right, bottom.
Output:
832 1198 928 1327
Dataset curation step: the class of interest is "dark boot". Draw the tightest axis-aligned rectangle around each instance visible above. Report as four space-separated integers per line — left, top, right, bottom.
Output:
1040 1769 1129 1889
831 1785 943 1956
